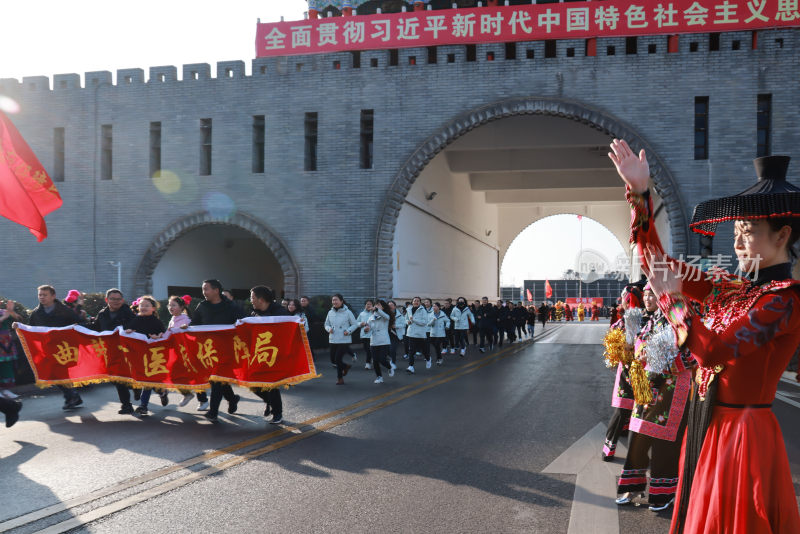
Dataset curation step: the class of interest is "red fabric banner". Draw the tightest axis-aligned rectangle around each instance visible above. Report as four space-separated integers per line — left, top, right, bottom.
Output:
15 317 319 390
565 297 605 307
526 289 533 302
256 0 800 57
545 280 553 299
0 111 63 241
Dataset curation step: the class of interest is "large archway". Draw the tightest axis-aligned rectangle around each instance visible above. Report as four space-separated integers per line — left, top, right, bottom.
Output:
377 97 688 298
133 211 299 298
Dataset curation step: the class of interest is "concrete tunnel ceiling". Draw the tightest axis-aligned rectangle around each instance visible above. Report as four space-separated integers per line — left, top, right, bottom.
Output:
443 114 621 204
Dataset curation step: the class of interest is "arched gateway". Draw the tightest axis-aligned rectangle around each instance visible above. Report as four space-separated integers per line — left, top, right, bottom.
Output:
374 97 690 297
133 211 300 298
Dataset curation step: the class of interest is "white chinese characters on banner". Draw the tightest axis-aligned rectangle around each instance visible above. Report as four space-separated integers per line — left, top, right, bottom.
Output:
257 0 800 56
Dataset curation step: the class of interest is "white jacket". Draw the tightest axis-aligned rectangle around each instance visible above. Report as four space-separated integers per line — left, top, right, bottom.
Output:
393 309 406 340
406 305 432 338
450 306 474 330
324 305 358 344
428 310 451 337
355 309 373 339
368 309 391 346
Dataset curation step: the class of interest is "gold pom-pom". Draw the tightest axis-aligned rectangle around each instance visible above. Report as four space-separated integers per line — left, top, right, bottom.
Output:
602 328 626 368
629 359 653 405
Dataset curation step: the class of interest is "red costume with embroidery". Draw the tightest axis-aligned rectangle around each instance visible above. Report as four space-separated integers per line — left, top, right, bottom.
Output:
627 188 800 534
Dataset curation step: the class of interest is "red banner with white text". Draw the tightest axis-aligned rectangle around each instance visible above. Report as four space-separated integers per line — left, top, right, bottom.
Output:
15 317 319 390
255 0 800 57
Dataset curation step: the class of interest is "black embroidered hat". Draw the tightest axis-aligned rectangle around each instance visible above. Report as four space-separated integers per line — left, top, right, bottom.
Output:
690 156 800 236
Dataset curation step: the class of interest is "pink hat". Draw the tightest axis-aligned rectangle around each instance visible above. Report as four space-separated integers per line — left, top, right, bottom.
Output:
181 295 192 306
65 290 81 303
132 298 141 307
643 281 653 292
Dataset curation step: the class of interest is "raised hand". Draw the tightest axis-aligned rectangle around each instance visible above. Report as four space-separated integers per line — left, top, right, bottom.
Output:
643 245 682 297
608 139 650 194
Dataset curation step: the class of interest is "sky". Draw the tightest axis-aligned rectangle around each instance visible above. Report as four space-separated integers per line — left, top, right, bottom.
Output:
1 2 627 286
500 214 627 287
0 1 309 82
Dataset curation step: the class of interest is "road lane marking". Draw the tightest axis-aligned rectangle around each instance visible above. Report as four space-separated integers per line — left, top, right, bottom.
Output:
32 341 538 534
4 329 559 534
543 422 627 534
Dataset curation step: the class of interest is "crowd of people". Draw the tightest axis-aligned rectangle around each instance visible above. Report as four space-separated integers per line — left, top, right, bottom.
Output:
0 284 548 427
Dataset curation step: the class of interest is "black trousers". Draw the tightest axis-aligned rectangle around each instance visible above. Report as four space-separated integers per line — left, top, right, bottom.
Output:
603 407 631 459
617 429 684 506
389 332 400 363
422 333 431 360
454 330 469 350
208 382 236 416
515 325 525 338
443 328 455 349
408 337 426 366
253 388 282 417
361 340 372 364
115 384 131 407
430 337 444 359
371 345 391 377
57 385 80 401
0 396 21 418
479 327 494 349
330 343 351 379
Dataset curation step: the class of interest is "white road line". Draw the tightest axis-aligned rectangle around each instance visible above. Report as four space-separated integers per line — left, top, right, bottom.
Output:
775 391 800 409
543 422 624 534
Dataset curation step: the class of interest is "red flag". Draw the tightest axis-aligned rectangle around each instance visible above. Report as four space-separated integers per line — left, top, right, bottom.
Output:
526 289 533 302
545 280 553 299
0 111 62 240
577 214 583 221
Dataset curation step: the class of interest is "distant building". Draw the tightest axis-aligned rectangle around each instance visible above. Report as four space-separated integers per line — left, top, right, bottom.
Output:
523 279 630 307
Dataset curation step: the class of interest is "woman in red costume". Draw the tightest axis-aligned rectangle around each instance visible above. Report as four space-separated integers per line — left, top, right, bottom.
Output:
609 139 800 533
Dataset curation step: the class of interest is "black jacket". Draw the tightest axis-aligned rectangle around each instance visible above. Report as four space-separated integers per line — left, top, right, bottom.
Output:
88 304 135 332
29 300 78 327
476 304 497 329
512 307 528 326
251 303 289 317
497 306 513 327
126 315 166 337
192 297 246 325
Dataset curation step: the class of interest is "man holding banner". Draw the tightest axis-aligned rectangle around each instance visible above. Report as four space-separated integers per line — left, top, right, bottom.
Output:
28 285 83 410
192 279 246 422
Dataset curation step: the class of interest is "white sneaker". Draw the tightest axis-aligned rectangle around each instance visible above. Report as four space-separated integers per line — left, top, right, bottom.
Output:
460 349 466 356
425 359 432 369
365 363 372 370
449 348 455 354
407 365 415 374
390 361 397 371
403 354 409 360
440 349 447 355
374 376 384 384
197 400 210 411
388 367 395 377
179 392 195 407
0 389 19 399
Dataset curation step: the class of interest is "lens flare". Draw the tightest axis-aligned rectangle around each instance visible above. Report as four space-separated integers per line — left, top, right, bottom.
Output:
0 96 21 114
202 191 236 219
152 170 181 195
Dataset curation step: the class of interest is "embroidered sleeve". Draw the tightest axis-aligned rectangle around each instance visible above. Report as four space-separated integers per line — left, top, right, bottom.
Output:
678 289 800 367
657 292 692 349
627 187 712 303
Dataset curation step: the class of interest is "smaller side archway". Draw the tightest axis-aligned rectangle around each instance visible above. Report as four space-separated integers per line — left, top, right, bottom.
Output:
133 211 299 298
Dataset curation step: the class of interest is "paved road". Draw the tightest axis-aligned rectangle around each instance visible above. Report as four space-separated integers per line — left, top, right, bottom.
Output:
1 323 798 533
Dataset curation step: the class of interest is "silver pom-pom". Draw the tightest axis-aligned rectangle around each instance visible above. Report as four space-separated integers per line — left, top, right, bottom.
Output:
624 308 644 345
645 324 678 373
